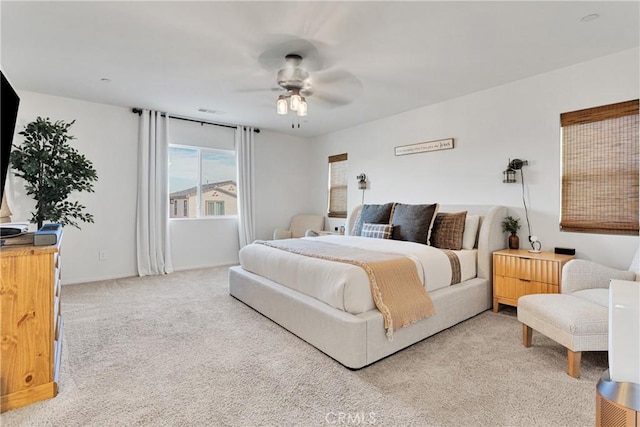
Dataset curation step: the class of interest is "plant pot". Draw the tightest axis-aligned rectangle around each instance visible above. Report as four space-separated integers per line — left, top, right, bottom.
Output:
508 233 519 250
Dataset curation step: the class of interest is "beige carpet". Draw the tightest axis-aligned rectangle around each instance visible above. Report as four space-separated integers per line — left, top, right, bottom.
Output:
1 266 606 426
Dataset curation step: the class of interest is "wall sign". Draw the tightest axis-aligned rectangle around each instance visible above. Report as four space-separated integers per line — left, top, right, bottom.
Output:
394 138 454 156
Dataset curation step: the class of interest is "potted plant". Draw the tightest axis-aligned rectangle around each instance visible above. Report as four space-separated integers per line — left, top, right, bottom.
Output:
501 215 521 249
10 117 98 229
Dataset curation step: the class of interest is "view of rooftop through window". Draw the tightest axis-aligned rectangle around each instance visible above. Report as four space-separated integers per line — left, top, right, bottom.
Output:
169 145 237 218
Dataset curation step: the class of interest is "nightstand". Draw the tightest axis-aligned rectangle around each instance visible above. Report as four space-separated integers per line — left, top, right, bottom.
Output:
492 249 575 313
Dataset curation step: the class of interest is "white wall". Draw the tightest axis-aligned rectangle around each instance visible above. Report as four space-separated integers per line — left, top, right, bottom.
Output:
8 91 139 284
311 48 640 270
8 92 314 282
253 129 317 240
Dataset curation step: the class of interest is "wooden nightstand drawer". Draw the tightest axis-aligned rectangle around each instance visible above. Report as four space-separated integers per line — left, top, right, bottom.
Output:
492 249 574 312
494 276 559 306
494 255 562 285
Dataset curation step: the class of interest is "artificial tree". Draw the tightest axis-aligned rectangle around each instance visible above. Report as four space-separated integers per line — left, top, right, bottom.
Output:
10 117 98 229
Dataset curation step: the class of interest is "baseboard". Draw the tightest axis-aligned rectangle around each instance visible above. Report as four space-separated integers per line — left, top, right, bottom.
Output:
63 263 238 285
172 262 238 272
62 272 137 285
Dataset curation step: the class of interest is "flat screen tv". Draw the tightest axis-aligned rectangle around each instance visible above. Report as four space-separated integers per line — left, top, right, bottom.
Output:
1 70 20 199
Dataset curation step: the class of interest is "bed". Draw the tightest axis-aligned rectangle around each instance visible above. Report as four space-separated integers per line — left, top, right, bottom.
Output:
229 204 507 369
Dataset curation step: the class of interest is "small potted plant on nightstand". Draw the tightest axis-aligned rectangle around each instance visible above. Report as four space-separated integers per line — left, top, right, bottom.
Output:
502 215 521 249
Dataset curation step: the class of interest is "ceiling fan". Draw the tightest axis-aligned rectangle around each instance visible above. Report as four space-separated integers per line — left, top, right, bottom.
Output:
275 53 311 117
247 38 364 127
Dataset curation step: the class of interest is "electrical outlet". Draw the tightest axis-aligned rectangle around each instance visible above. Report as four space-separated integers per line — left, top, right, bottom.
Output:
98 250 107 261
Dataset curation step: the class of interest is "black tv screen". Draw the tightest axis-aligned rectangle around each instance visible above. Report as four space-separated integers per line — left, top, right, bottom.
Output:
1 71 20 198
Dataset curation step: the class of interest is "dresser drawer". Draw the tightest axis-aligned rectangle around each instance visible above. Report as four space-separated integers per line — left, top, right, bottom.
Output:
494 254 561 285
494 276 559 301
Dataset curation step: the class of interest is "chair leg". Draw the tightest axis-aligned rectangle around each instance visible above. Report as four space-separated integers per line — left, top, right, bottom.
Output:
567 350 581 378
522 324 532 347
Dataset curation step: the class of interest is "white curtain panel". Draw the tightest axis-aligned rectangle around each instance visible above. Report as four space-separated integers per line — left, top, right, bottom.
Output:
235 126 256 247
136 110 174 276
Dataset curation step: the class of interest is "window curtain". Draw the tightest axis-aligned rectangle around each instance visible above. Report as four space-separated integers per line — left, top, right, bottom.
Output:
136 110 174 275
235 126 255 248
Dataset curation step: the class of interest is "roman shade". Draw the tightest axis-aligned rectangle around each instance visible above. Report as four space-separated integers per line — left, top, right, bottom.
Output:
328 153 348 218
560 99 639 235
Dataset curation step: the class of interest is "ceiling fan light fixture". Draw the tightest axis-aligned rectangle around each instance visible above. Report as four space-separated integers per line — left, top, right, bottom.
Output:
290 91 301 111
297 98 307 117
276 95 288 115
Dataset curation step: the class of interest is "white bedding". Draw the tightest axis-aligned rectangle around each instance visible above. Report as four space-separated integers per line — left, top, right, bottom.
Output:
238 235 477 315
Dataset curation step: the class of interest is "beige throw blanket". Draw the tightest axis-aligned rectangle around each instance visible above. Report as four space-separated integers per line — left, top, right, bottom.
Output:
255 239 435 338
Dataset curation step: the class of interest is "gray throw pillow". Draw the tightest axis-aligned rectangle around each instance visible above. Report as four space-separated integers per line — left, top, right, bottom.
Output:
391 203 439 244
354 203 395 236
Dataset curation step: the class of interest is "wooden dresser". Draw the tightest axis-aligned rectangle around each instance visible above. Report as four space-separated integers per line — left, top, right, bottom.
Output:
492 249 574 312
0 235 63 412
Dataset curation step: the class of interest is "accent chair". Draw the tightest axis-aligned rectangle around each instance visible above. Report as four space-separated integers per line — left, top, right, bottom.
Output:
273 214 325 240
518 248 639 378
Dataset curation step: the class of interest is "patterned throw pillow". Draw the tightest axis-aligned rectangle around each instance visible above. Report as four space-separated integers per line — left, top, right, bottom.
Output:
431 211 467 250
390 203 439 244
361 223 394 239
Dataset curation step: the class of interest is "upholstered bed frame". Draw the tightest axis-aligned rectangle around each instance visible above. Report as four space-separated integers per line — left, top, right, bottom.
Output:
229 204 507 369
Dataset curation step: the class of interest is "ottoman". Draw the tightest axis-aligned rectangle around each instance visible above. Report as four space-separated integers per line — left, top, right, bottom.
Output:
517 293 608 378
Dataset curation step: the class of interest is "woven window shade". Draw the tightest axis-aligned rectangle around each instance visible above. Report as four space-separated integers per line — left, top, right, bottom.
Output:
560 99 639 235
328 153 348 218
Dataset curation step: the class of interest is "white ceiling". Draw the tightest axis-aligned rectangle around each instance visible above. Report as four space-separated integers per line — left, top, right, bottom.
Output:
2 1 638 137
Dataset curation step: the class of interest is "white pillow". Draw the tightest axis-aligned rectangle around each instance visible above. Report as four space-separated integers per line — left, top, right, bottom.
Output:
462 215 480 250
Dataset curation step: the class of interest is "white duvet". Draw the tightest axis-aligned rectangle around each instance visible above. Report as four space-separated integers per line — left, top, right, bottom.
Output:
238 235 477 315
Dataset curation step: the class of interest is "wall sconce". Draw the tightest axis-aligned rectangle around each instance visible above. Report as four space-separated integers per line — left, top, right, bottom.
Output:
503 158 540 252
357 173 367 190
357 173 367 204
503 158 528 183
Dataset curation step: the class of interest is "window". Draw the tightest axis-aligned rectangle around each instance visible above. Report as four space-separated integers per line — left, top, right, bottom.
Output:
169 145 237 218
328 153 348 218
206 200 224 216
560 99 639 235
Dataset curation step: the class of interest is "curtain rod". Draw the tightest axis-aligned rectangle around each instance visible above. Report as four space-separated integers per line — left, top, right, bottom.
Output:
131 108 260 133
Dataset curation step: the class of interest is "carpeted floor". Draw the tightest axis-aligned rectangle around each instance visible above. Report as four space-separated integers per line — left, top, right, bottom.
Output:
1 266 606 426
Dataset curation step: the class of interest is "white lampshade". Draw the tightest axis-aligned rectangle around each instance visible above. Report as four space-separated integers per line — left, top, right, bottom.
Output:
290 93 301 111
297 98 307 117
276 96 288 115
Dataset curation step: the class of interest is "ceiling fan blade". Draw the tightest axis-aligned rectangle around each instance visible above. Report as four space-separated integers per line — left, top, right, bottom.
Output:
235 87 283 94
313 68 362 88
310 91 355 106
307 68 363 106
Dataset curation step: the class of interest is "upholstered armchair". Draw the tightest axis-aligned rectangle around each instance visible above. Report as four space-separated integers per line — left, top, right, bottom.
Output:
518 248 638 378
273 214 325 240
561 252 639 300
